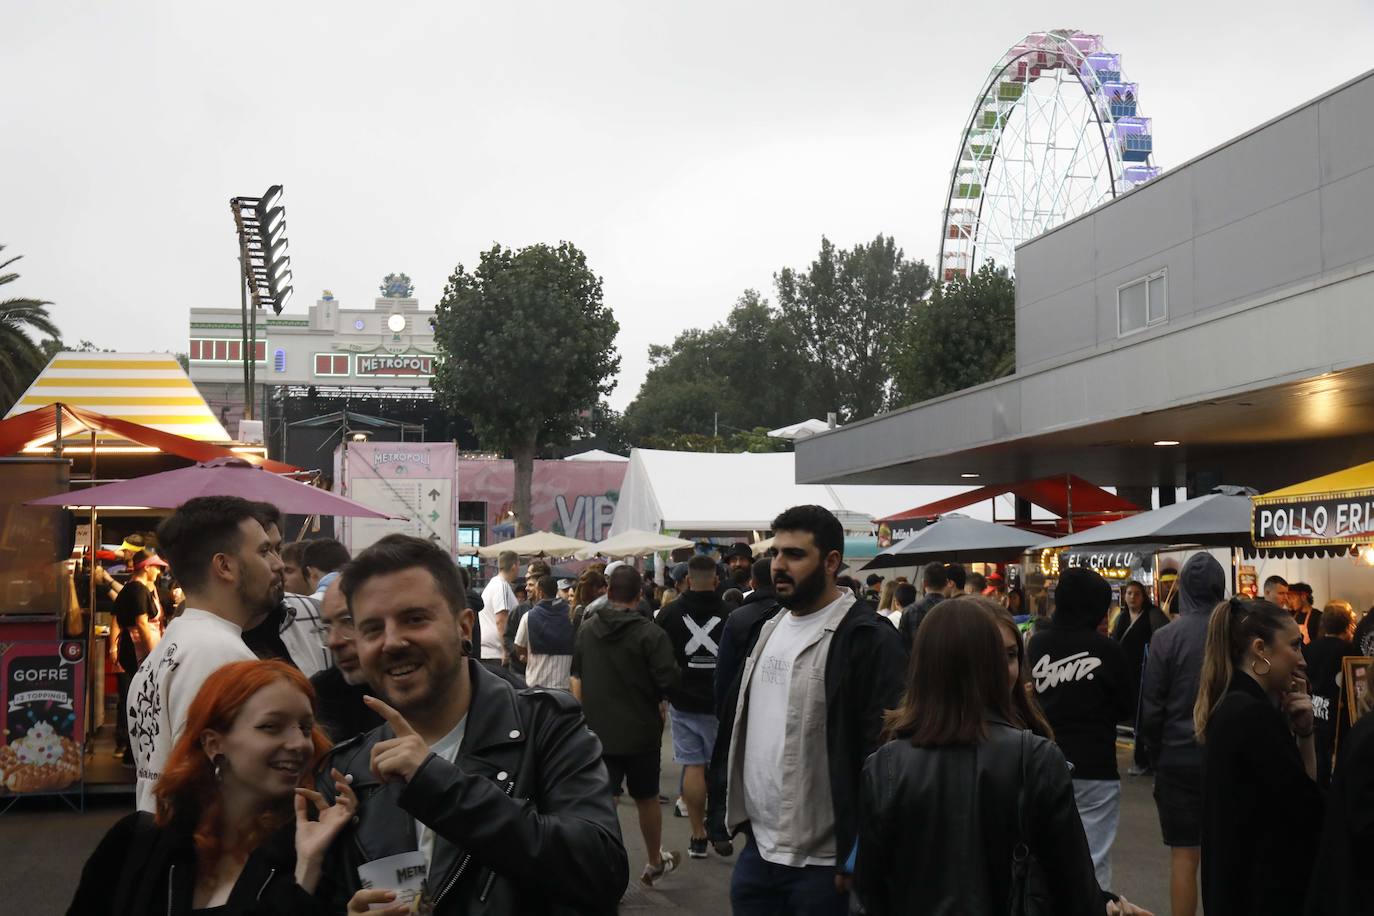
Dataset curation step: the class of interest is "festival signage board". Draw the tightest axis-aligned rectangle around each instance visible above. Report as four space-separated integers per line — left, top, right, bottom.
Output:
0 640 85 795
459 459 626 543
1252 494 1374 549
354 354 435 377
342 443 458 560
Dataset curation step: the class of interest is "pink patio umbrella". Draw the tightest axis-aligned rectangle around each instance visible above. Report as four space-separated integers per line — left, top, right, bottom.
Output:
28 457 401 518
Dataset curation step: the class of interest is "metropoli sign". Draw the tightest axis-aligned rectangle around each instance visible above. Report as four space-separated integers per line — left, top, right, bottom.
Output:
355 354 435 377
1252 493 1374 549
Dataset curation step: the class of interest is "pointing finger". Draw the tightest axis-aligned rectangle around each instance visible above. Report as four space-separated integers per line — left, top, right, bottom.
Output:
362 695 417 737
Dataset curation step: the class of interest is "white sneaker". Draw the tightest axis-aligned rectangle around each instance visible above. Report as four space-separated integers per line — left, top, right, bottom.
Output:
674 796 688 818
641 849 681 886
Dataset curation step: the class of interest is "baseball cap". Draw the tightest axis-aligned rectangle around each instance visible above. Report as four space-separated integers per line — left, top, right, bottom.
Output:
865 573 884 586
605 560 630 577
557 578 575 590
669 561 689 583
725 542 753 560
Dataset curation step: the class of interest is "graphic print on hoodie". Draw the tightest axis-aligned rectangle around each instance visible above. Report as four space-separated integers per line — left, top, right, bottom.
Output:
1027 567 1134 780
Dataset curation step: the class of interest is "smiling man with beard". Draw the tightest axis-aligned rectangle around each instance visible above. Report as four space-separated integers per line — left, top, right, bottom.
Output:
723 505 907 915
316 534 627 915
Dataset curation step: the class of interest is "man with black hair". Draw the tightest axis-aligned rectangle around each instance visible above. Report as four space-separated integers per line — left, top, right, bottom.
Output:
302 537 350 598
572 564 682 886
656 554 729 859
943 563 967 597
1028 567 1134 890
863 573 883 605
513 574 575 689
898 561 947 652
724 505 906 913
1263 574 1290 610
965 571 987 595
241 503 329 677
280 540 311 595
127 496 275 812
1289 582 1322 644
504 561 550 678
318 534 627 914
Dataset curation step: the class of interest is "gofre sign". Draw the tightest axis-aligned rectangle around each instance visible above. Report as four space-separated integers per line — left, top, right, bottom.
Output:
355 354 434 377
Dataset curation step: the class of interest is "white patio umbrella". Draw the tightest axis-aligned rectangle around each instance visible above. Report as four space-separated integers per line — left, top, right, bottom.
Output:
476 530 595 559
575 529 695 559
751 536 776 556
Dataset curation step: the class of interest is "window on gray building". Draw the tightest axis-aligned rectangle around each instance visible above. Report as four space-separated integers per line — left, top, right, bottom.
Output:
1117 269 1167 336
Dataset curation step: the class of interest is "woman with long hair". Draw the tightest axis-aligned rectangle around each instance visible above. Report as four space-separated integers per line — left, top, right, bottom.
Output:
69 660 356 915
985 597 1054 739
856 598 1147 915
1194 597 1322 915
572 569 608 629
109 548 166 766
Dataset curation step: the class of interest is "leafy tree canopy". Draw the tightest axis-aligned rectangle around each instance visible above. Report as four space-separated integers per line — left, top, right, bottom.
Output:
775 235 932 421
431 242 619 532
623 289 827 446
889 261 1015 406
0 245 60 413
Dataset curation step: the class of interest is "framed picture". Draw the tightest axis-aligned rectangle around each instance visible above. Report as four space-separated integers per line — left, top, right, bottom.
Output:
1343 656 1373 726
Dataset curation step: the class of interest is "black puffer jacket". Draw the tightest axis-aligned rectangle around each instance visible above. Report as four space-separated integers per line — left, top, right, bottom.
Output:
858 718 1107 916
1138 553 1224 768
316 659 627 915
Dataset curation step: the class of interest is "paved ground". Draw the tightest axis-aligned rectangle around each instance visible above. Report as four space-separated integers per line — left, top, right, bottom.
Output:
1 741 1172 915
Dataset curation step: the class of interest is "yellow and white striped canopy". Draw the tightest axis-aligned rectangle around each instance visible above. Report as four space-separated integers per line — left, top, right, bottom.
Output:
6 352 230 443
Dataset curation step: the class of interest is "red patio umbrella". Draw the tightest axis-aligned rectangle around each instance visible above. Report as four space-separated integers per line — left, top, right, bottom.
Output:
28 457 401 518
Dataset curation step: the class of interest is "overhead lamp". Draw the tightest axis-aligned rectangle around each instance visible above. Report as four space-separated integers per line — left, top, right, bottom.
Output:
960 472 981 479
1358 545 1374 567
350 432 368 442
1153 440 1180 447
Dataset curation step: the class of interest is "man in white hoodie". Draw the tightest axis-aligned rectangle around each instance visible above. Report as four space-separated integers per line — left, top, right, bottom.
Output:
127 495 283 812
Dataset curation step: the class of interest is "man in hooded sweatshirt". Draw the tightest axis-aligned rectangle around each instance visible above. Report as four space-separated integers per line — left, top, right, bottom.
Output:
572 564 683 885
1138 552 1224 916
1028 567 1134 891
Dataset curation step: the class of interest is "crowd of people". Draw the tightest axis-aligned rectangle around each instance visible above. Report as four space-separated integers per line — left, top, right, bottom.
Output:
67 495 1374 914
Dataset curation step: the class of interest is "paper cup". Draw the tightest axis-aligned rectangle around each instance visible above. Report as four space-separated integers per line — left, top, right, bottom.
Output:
357 851 428 911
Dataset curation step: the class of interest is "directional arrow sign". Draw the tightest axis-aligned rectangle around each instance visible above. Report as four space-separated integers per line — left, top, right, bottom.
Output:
429 510 440 522
427 488 441 501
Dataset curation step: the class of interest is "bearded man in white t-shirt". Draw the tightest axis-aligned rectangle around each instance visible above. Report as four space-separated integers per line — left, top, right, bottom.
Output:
128 496 282 812
478 549 520 670
723 505 906 915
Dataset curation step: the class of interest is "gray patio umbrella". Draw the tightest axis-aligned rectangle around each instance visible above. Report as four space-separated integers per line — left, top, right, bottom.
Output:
861 514 1048 570
1036 489 1256 550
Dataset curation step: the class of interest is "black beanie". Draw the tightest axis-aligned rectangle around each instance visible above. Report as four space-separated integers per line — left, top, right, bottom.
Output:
1054 567 1113 627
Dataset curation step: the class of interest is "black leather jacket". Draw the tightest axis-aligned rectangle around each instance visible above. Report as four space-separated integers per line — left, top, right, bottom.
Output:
317 659 628 914
858 718 1107 916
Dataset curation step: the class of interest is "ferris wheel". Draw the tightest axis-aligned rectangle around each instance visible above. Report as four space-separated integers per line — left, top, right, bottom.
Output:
939 30 1161 282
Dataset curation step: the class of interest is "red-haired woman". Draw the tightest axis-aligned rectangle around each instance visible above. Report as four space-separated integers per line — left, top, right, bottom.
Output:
68 660 356 915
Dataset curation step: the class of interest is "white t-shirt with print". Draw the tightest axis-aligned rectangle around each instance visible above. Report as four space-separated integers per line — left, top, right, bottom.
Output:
743 595 846 866
129 608 257 812
415 715 468 867
479 577 518 660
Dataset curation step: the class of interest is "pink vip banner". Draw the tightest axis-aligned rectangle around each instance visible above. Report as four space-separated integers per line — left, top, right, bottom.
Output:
459 459 627 543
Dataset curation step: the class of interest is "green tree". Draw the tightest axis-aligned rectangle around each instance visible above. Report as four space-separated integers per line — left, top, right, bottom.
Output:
889 261 1015 405
0 245 60 413
623 289 825 445
774 235 932 421
432 242 619 534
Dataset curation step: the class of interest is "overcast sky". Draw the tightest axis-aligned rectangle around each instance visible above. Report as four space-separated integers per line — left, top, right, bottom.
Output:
5 1 1372 411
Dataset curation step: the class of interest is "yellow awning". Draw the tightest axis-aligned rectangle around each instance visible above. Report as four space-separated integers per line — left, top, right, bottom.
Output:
6 352 230 444
1255 460 1374 503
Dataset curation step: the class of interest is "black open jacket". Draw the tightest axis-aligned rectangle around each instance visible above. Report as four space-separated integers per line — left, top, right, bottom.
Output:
858 718 1108 916
711 597 906 866
316 658 627 915
68 813 325 916
1202 672 1323 916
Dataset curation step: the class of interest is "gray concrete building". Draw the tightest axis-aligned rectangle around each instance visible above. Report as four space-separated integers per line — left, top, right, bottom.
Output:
797 68 1374 496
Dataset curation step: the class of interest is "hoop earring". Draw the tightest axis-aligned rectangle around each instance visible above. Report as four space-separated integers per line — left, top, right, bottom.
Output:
1252 655 1272 676
461 638 474 657
213 754 225 783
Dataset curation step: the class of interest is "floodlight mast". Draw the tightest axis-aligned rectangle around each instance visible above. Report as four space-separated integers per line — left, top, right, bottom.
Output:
229 185 292 421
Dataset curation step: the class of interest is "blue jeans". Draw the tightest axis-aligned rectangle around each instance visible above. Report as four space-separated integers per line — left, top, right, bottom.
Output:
1073 778 1122 889
730 835 848 916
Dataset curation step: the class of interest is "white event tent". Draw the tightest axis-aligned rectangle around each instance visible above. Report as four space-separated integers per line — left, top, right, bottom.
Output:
608 448 981 538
